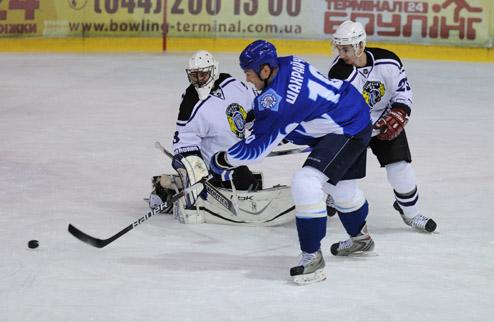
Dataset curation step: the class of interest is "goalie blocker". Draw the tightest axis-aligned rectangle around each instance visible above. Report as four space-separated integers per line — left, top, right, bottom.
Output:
153 174 295 226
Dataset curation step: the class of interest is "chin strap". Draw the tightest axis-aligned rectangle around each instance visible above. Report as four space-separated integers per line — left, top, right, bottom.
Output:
351 43 365 65
257 65 275 88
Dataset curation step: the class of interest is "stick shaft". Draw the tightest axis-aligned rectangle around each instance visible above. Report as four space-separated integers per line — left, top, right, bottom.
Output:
68 175 211 248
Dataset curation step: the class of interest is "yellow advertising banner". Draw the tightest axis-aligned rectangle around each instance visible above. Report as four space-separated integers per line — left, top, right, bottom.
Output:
1 0 493 47
0 0 164 38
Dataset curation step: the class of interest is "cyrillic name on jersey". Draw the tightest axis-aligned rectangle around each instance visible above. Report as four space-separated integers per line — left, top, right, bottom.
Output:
286 57 306 105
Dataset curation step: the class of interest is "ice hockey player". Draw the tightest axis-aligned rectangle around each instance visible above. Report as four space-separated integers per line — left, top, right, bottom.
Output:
209 40 377 285
329 20 437 233
149 50 295 226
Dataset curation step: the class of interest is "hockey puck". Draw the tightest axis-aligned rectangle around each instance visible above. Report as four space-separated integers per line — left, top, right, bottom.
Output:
28 240 39 249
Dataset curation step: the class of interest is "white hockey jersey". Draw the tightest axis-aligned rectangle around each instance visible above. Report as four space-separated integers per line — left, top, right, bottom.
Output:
172 73 257 166
328 47 413 125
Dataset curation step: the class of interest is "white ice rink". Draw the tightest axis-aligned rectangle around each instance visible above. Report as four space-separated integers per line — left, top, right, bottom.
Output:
1 51 493 322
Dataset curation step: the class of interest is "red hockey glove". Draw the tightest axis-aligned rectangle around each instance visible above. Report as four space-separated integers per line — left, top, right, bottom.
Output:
374 108 409 141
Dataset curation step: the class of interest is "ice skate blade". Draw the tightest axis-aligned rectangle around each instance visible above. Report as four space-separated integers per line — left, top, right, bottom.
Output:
347 250 379 257
407 225 439 234
412 228 440 234
293 269 326 285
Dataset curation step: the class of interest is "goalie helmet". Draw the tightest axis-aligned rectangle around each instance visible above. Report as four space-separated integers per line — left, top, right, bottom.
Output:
332 20 366 54
186 50 220 100
239 40 278 74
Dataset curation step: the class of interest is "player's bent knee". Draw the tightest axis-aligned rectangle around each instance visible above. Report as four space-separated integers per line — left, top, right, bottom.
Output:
291 167 327 206
325 180 366 213
324 180 357 203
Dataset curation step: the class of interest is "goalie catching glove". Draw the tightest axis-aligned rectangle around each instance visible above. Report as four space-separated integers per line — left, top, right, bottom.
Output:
210 151 235 182
374 107 409 141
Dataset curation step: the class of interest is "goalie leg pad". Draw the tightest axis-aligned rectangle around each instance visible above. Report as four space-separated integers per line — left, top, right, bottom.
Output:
173 197 205 224
175 185 296 226
172 154 209 208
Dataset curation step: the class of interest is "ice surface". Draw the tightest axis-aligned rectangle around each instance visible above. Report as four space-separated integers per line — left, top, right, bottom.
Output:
1 52 493 322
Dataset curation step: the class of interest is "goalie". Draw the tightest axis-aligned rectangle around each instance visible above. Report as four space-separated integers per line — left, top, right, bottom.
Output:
149 50 295 226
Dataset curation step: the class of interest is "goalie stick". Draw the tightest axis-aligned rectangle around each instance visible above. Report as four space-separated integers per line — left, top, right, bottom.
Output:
154 141 238 216
68 175 212 248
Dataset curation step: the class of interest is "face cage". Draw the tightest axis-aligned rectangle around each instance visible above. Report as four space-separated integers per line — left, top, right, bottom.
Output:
186 66 214 88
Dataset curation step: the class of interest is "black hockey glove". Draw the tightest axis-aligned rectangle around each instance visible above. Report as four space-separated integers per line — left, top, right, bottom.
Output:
210 151 235 182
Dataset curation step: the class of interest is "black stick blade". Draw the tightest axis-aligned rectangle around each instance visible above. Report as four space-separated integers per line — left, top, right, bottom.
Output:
68 223 134 248
68 224 107 248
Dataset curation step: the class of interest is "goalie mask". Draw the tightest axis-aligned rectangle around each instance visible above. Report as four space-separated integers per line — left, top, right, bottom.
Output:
332 20 366 58
186 50 220 100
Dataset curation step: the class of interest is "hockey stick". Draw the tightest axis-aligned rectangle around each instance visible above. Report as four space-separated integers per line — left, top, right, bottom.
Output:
68 175 212 248
154 141 238 216
267 129 384 157
268 146 312 157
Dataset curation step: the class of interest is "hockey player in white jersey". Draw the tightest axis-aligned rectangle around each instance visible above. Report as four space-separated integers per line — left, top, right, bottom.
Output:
329 21 437 233
149 50 295 226
209 40 377 285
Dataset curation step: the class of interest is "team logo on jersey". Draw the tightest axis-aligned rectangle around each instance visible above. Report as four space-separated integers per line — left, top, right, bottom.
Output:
211 87 225 99
226 103 247 139
258 89 281 112
363 81 385 107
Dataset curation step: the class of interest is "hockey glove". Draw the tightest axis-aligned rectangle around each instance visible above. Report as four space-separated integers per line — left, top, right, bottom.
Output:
374 107 409 141
148 175 176 212
210 151 235 182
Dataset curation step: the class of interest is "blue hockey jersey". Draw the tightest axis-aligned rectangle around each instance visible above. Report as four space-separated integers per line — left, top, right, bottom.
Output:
226 56 370 166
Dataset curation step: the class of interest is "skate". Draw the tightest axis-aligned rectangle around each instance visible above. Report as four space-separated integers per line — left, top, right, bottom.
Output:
330 223 377 257
290 249 326 285
393 201 437 233
326 194 337 217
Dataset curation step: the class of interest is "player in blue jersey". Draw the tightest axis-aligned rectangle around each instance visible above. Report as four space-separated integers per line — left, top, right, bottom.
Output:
209 40 377 285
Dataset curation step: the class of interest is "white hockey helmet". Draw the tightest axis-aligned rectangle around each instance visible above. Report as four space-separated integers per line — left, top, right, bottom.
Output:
186 50 220 100
332 20 366 53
